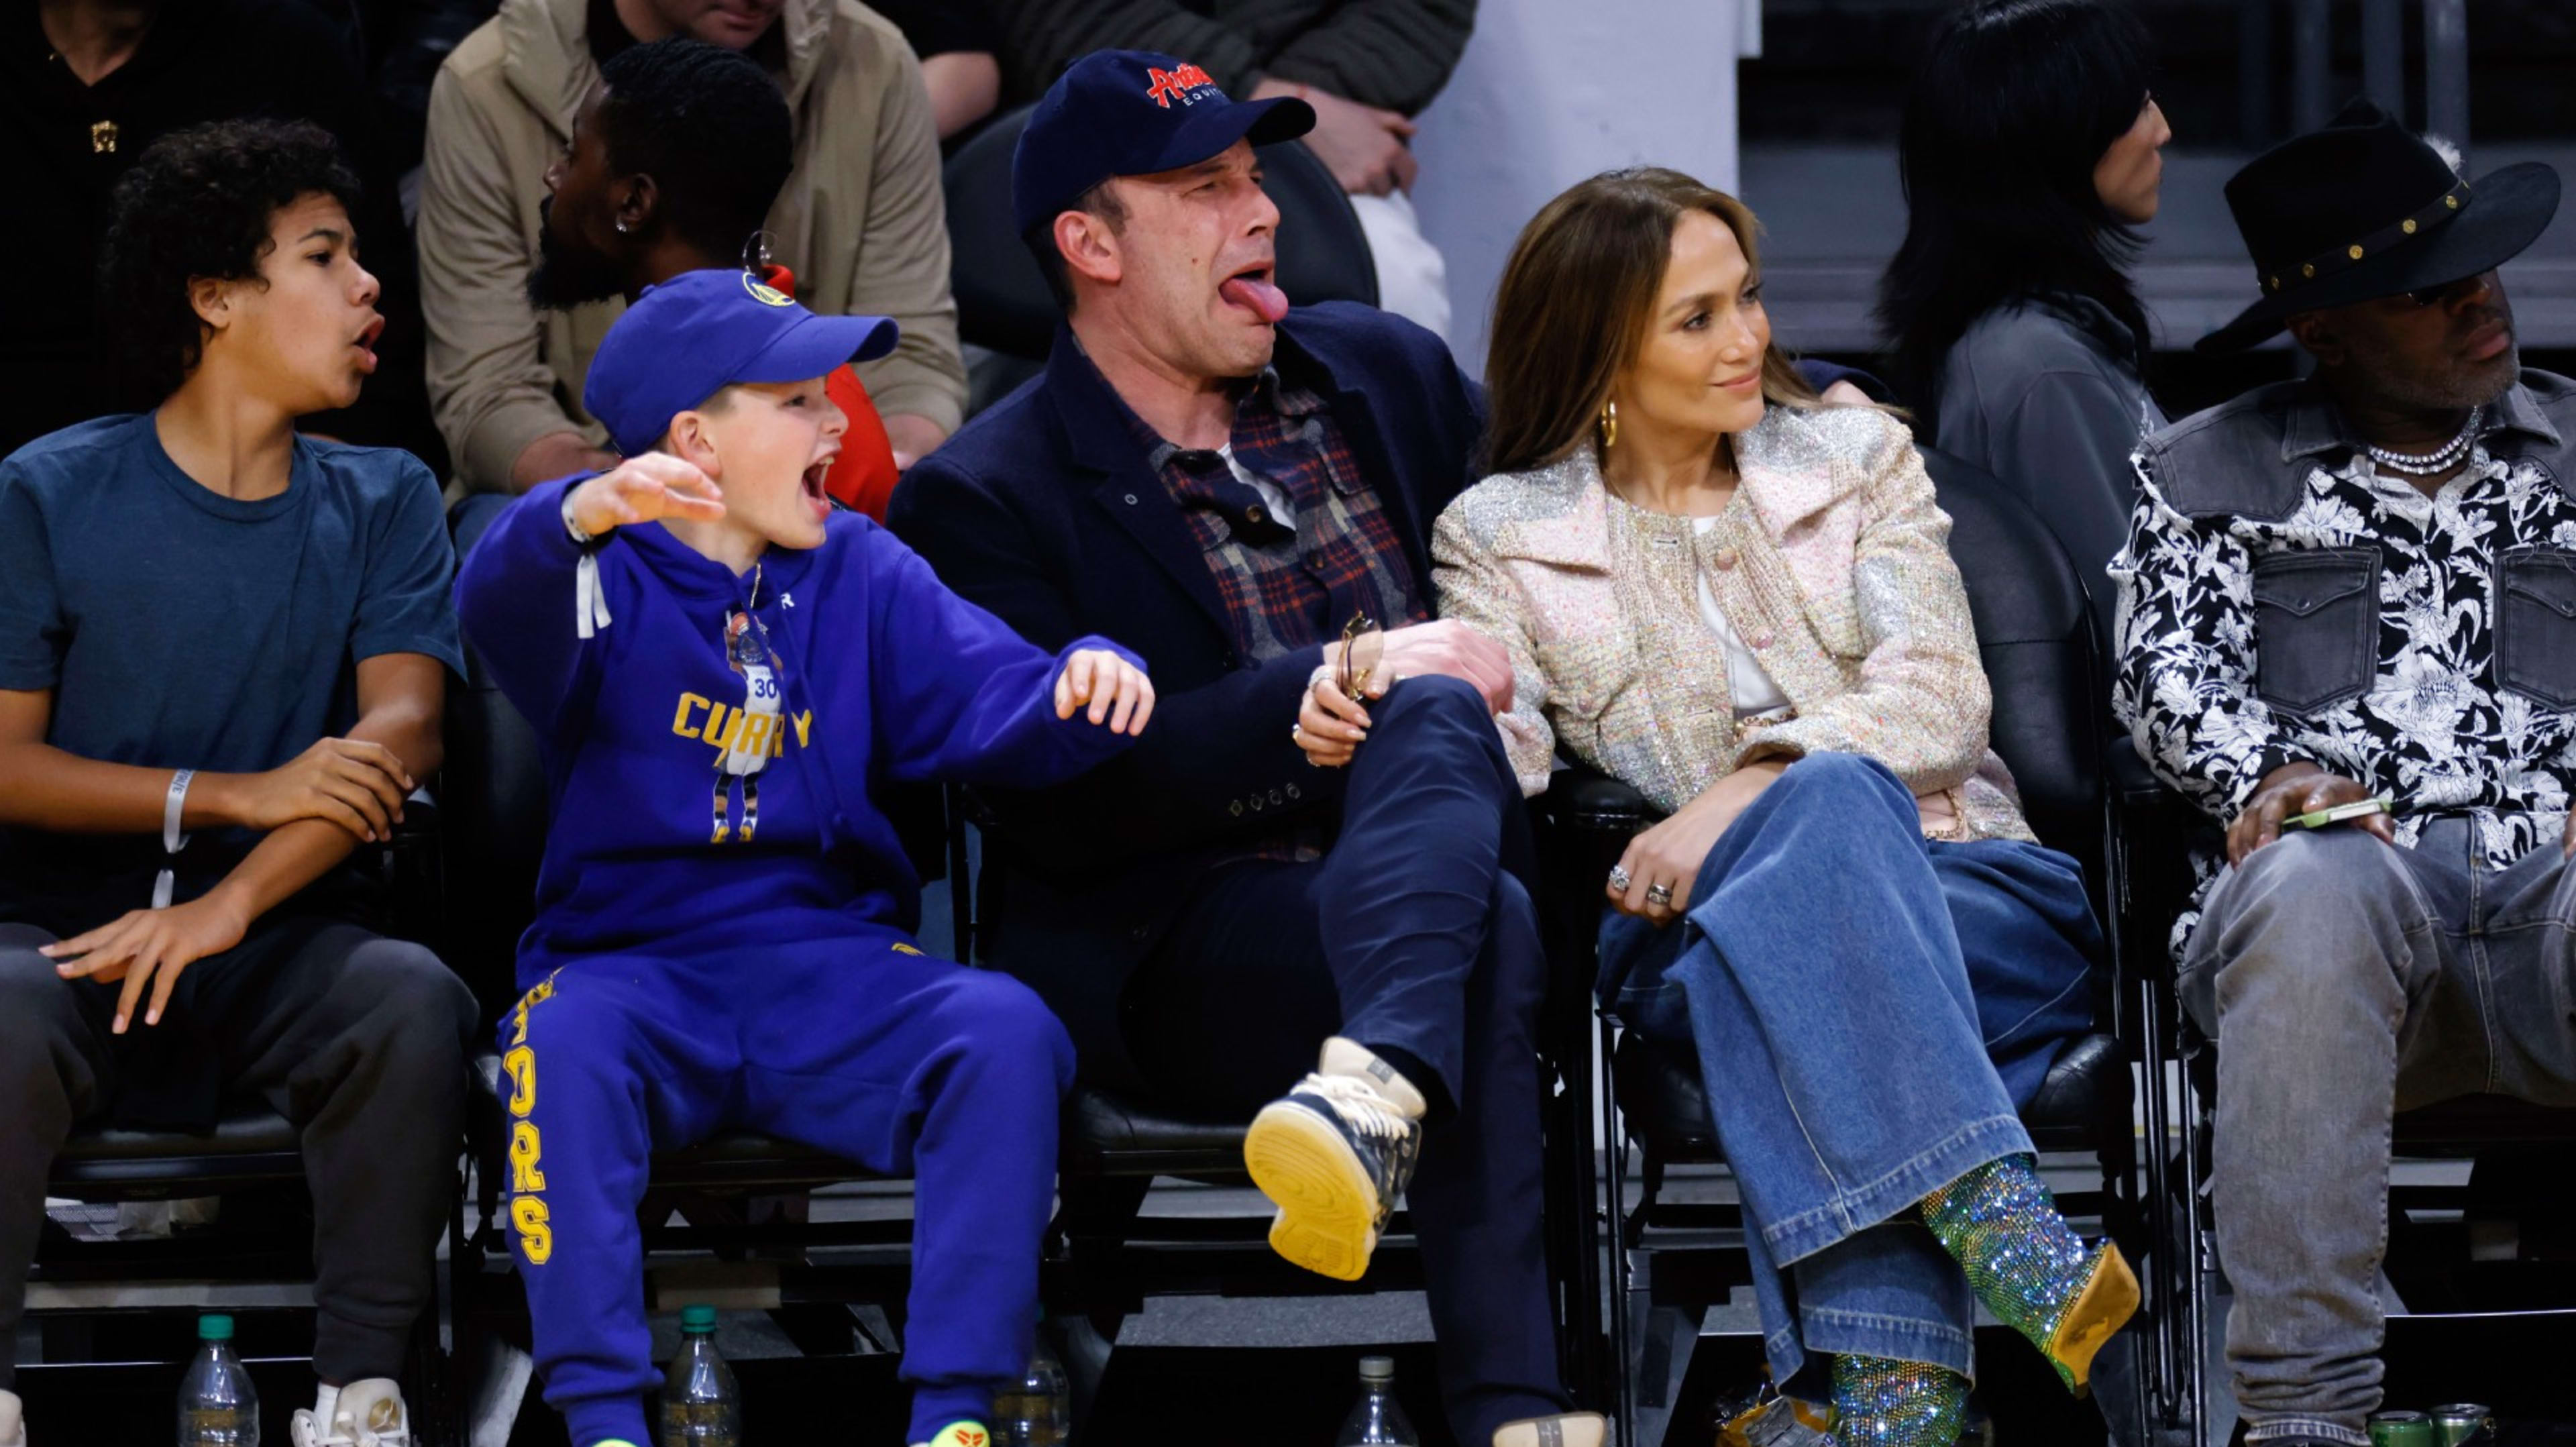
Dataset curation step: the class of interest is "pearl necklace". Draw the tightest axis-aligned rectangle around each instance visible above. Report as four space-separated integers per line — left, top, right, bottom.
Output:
2365 407 2483 477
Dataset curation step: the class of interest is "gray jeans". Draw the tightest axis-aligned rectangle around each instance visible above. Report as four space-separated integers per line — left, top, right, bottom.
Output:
2182 821 2576 1444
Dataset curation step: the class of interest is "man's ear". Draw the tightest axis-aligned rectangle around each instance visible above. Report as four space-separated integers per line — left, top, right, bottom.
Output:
187 275 233 336
665 410 722 478
1055 209 1123 290
613 174 658 241
2285 309 2346 368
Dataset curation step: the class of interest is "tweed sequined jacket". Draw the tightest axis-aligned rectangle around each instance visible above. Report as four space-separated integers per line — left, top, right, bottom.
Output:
1432 404 2035 843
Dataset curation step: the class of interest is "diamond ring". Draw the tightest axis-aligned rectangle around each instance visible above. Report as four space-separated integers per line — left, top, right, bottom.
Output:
1607 865 1632 892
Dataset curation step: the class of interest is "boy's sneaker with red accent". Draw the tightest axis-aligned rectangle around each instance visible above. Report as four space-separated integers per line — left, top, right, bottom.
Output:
914 1422 995 1447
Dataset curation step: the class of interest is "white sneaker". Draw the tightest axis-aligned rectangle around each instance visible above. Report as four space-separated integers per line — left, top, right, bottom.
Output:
0 1387 25 1447
290 1379 409 1446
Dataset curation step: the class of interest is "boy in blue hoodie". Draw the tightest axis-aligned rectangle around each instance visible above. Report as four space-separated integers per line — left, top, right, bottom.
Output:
453 268 1153 1447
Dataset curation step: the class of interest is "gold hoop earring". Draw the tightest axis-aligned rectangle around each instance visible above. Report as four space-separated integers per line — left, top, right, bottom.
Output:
1599 398 1618 451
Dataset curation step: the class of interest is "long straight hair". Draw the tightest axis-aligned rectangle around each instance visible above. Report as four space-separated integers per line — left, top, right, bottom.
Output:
1483 168 1819 479
1875 0 2155 419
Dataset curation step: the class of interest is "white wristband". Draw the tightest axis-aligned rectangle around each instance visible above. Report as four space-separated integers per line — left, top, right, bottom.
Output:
154 768 193 910
561 490 596 545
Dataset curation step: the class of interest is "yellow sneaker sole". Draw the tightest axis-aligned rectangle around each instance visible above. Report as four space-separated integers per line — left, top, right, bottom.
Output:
2048 1241 2141 1395
1243 1099 1381 1283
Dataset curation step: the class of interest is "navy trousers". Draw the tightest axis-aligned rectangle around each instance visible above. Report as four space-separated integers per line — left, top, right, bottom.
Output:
1128 676 1570 1444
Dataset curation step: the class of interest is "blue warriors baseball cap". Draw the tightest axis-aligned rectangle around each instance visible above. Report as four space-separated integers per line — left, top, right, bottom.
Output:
583 268 900 456
1012 49 1316 235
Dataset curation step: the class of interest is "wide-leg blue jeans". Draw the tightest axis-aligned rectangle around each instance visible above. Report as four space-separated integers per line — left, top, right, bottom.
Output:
1599 753 2099 1386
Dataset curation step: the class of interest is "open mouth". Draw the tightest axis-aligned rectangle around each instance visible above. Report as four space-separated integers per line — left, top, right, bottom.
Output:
352 315 385 372
801 452 837 520
1218 264 1289 324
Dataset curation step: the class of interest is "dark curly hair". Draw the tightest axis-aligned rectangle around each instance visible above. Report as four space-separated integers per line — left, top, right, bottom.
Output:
96 119 362 405
598 37 793 262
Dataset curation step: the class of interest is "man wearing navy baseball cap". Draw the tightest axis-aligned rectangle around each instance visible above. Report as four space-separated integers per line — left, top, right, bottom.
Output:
894 50 1603 1447
454 268 1155 1447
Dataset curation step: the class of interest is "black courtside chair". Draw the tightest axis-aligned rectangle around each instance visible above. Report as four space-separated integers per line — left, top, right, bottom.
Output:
36 812 474 1446
1555 446 2155 1447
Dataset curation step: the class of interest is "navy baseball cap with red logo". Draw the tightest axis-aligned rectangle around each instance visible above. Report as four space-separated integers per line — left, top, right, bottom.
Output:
1012 48 1316 235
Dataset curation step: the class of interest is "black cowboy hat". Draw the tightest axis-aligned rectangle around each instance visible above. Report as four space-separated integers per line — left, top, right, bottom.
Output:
2197 98 2561 354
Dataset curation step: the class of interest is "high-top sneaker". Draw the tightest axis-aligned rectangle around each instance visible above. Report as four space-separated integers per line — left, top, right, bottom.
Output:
1919 1155 2139 1394
1242 1036 1427 1282
0 1387 25 1447
290 1378 409 1446
1493 1410 1609 1446
912 1422 994 1447
1829 1355 1967 1447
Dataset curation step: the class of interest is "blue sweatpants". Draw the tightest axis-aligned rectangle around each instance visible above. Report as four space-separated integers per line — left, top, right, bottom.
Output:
498 934 1075 1447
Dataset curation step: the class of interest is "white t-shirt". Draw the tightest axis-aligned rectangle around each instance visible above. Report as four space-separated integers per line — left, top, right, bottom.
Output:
1693 516 1791 718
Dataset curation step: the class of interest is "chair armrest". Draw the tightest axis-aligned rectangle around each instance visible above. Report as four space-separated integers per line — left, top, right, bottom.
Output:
2107 741 2212 985
1534 762 1658 840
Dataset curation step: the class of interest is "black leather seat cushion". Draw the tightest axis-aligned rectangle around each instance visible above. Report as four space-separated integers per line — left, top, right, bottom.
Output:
1614 1030 2127 1165
2395 1093 2576 1153
1060 1085 1248 1178
52 1099 306 1191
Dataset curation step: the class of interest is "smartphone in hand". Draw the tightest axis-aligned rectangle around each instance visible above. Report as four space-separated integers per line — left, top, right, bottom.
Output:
2282 796 2392 830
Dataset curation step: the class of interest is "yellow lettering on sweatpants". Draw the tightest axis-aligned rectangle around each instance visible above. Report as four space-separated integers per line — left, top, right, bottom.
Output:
507 975 557 1047
503 1046 537 1116
512 1197 553 1265
510 1120 547 1193
792 711 812 748
704 705 737 747
672 693 710 739
737 712 774 755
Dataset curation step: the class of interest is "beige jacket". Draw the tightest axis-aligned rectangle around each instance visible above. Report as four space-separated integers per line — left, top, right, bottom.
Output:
419 0 964 493
1432 404 2035 843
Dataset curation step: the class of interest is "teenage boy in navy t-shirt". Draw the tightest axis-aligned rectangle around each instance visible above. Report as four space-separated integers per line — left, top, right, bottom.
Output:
0 120 476 1447
453 268 1154 1447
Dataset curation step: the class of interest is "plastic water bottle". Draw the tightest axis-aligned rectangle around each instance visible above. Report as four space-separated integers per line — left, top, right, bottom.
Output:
993 1309 1070 1446
1334 1356 1417 1446
659 1305 741 1447
176 1313 260 1446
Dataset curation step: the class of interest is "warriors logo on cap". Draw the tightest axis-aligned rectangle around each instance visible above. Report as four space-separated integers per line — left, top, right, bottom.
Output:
742 272 793 307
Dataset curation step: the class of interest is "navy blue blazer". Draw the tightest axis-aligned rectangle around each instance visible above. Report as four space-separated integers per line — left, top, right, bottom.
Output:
890 303 1485 1083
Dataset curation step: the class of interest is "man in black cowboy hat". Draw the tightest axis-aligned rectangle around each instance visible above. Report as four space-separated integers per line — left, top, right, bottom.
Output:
2114 99 2572 1446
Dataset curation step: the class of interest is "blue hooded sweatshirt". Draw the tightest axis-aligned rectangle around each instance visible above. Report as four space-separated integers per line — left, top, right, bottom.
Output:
454 475 1141 985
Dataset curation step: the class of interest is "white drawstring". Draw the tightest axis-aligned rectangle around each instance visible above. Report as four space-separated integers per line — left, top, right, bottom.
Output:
574 551 611 639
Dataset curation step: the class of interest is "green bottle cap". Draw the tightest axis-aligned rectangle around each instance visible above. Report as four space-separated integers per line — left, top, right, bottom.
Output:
681 1305 717 1333
199 1314 235 1342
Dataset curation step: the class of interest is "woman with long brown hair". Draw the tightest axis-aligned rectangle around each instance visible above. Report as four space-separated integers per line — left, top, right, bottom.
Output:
1300 169 2137 1440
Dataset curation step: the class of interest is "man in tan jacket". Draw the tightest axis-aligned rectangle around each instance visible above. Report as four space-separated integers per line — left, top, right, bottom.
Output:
419 0 963 495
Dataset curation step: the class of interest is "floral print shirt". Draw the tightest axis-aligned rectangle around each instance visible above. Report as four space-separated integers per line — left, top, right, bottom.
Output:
2111 375 2576 945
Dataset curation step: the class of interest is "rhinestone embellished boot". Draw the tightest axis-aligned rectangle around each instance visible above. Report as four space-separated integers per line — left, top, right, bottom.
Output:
1828 1356 1966 1447
1919 1154 2138 1393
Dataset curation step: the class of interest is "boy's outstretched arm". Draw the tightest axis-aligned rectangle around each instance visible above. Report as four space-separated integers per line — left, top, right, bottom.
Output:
867 534 1150 789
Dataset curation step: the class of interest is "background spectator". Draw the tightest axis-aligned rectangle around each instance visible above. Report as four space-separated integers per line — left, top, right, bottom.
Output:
987 0 1472 340
867 0 1002 141
418 0 963 494
1875 0 2169 656
3 0 438 463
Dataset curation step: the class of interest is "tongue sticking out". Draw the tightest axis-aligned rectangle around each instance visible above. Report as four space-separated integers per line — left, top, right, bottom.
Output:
1220 274 1290 323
